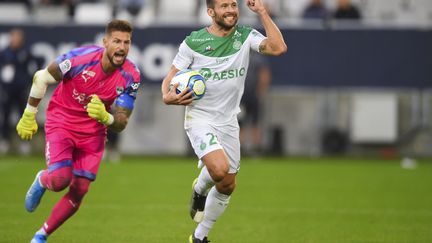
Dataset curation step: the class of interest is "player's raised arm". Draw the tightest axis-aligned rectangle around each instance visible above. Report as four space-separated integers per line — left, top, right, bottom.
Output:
16 62 61 141
161 65 194 106
246 0 287 56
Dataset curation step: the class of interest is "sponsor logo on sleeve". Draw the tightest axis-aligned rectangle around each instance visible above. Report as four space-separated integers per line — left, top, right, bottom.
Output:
59 59 72 75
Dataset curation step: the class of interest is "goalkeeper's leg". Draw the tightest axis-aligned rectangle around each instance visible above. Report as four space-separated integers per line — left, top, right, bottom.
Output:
31 177 91 240
25 162 73 212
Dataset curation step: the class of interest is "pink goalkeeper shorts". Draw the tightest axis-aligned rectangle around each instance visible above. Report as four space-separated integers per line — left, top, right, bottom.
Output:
45 127 106 181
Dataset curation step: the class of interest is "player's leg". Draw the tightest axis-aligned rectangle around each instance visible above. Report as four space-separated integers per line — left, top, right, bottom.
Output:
25 163 73 212
186 124 228 223
190 149 230 222
25 129 75 213
189 123 241 242
190 166 213 222
29 130 103 242
31 177 91 242
192 173 236 242
27 128 76 242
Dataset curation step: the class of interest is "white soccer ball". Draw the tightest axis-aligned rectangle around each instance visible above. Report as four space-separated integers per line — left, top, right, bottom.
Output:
169 69 206 100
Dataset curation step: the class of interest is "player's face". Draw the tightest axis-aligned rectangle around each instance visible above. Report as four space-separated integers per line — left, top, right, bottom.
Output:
212 0 239 30
104 31 131 68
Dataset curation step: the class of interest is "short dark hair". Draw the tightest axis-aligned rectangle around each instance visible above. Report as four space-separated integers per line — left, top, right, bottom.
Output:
105 19 133 35
206 0 215 8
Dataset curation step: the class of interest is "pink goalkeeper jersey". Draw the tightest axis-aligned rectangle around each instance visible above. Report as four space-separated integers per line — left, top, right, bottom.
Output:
45 45 141 136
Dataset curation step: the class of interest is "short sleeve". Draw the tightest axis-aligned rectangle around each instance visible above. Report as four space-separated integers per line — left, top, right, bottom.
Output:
249 29 266 53
172 41 194 70
123 65 141 99
55 45 101 76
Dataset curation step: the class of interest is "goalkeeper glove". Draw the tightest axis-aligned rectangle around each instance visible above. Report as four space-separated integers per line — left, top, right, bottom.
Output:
16 109 38 141
86 95 114 125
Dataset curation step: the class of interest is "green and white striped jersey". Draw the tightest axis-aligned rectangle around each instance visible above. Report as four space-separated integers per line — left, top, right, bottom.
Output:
173 25 266 127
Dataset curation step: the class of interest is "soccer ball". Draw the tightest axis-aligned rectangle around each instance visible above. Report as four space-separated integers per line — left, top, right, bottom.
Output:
169 69 206 100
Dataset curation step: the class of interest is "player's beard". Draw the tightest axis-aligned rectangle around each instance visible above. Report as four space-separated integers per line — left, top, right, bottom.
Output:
108 52 126 68
214 12 238 31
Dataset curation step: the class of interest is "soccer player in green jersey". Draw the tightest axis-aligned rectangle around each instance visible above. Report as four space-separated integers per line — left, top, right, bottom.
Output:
161 0 287 242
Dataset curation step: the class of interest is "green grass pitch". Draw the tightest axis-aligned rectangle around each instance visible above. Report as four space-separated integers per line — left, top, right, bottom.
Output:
1 155 432 243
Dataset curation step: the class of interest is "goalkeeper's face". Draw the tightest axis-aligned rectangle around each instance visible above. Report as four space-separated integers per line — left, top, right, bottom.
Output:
104 31 131 68
212 0 239 30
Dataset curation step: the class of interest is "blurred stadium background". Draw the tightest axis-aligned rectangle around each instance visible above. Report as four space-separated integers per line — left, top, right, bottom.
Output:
1 0 432 242
0 0 431 158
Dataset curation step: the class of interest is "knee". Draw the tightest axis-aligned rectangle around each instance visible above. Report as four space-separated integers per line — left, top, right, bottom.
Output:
217 180 236 195
69 179 90 200
45 175 72 192
209 167 228 183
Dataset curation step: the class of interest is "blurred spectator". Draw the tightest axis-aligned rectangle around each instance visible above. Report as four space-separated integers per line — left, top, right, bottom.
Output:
30 0 77 18
117 0 146 17
333 0 361 20
302 0 328 20
105 130 121 163
239 51 272 156
0 28 41 154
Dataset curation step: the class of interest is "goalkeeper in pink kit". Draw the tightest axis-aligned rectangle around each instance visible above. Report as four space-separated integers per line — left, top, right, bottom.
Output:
16 20 140 243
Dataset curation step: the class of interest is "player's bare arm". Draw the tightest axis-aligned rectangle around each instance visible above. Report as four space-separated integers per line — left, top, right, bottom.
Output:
247 0 287 56
161 65 194 106
26 61 61 109
109 105 132 132
16 61 60 140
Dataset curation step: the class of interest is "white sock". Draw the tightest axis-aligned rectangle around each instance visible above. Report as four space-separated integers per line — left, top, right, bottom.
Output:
195 186 230 240
194 166 215 196
36 227 47 236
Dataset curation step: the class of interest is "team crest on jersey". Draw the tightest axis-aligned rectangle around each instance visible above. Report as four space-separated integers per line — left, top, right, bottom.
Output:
116 86 124 95
131 82 140 91
81 70 96 83
233 40 242 50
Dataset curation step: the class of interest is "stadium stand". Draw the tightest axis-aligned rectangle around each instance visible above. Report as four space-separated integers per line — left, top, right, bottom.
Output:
115 0 156 27
155 0 198 25
0 0 431 27
0 3 29 23
32 5 70 24
74 2 113 25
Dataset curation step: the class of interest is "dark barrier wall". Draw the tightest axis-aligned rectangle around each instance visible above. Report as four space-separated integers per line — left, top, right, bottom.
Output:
0 25 431 88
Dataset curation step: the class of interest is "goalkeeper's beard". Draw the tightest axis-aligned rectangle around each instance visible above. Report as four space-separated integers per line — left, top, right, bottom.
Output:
108 53 126 68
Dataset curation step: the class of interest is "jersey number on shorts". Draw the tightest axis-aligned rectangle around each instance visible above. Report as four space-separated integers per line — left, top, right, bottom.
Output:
200 133 218 151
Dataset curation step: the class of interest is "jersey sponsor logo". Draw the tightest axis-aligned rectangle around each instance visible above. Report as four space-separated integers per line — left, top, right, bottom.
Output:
199 67 246 81
72 88 91 105
191 37 214 42
59 59 71 75
81 70 96 83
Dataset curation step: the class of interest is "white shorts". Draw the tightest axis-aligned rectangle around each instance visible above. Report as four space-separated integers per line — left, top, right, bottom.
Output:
186 122 240 173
